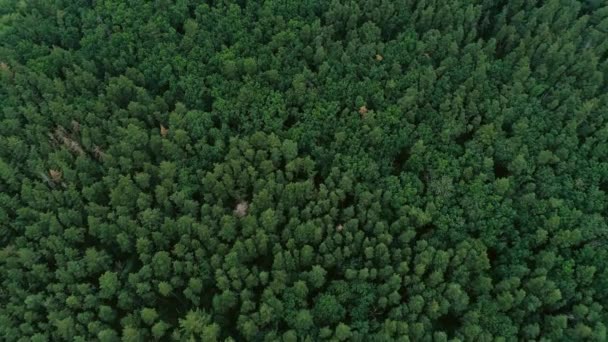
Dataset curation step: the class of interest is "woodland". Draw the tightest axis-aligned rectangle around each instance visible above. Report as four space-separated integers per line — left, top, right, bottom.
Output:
1 0 608 341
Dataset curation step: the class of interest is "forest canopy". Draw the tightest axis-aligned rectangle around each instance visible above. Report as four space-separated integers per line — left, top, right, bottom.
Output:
1 0 608 341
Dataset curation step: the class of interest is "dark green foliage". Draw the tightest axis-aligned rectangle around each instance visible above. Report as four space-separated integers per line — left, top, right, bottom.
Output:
1 0 608 340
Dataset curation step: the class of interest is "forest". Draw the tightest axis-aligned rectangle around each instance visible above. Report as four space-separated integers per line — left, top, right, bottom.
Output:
1 0 608 340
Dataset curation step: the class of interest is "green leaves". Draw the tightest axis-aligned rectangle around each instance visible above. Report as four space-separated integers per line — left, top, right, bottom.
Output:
1 0 608 341
178 310 220 341
313 294 345 325
99 271 119 299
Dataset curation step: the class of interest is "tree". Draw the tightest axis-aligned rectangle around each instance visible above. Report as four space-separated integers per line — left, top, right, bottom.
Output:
99 272 119 299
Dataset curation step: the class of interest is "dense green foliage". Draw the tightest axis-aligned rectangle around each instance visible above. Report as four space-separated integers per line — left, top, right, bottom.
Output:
1 0 608 340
